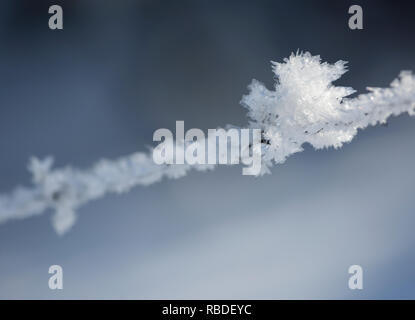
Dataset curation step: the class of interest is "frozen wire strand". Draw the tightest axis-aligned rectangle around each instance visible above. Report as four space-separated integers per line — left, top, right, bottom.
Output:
0 52 414 234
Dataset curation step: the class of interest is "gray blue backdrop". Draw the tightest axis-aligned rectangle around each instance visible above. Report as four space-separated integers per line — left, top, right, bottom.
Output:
0 0 414 299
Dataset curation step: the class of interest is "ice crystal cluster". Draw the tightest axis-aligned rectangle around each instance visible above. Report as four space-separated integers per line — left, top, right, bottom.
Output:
242 52 415 174
1 52 414 234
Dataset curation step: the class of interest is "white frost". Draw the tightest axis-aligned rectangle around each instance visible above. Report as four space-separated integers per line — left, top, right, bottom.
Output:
1 51 414 234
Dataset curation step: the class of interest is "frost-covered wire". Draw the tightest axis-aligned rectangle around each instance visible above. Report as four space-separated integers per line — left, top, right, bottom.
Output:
1 51 414 234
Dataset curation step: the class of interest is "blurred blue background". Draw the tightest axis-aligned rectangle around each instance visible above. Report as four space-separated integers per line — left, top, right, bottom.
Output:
0 0 415 299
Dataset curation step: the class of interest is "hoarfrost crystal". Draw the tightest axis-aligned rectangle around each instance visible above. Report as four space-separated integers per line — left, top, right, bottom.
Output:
1 52 414 234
